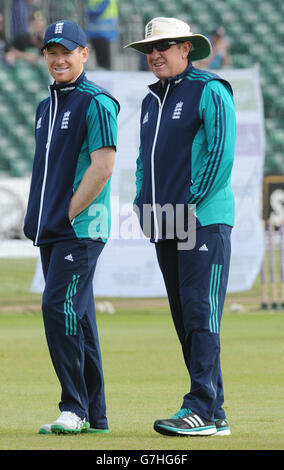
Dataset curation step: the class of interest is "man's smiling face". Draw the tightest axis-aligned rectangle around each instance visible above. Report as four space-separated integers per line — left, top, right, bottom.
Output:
44 43 89 84
146 41 191 85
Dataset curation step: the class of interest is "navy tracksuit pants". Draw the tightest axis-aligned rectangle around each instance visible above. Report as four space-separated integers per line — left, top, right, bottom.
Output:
40 238 108 429
155 224 231 421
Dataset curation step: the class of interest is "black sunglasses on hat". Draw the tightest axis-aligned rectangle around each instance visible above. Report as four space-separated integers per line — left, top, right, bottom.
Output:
142 40 183 54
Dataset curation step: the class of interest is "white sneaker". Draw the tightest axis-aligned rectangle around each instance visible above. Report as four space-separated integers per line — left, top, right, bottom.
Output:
50 411 86 434
39 423 52 434
39 415 90 434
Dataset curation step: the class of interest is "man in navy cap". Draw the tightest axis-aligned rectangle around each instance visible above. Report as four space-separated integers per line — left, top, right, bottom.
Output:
24 20 120 434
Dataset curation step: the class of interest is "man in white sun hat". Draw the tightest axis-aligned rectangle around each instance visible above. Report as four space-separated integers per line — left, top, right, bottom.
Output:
125 17 236 437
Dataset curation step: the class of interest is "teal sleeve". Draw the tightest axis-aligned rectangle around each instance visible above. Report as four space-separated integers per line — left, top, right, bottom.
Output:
86 94 119 153
188 80 236 207
134 144 143 205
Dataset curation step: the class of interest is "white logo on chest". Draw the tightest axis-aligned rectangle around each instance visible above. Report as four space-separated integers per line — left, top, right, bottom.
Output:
61 111 71 129
172 101 184 119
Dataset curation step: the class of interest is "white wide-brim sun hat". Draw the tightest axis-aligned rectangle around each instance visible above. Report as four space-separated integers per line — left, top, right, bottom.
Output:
124 17 212 62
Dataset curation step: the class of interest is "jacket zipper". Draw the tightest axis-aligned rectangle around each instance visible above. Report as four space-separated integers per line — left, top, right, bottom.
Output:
148 83 170 241
34 87 58 246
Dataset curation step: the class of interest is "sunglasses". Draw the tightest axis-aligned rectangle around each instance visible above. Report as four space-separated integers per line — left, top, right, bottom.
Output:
142 40 183 54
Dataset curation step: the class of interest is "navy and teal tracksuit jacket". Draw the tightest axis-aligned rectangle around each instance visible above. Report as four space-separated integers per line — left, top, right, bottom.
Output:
134 62 236 240
23 71 119 246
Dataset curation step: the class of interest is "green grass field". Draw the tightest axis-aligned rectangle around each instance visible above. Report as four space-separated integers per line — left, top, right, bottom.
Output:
0 258 283 451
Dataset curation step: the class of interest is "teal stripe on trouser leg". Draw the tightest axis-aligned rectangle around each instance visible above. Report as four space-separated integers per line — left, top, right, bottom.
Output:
214 265 222 334
64 275 80 336
209 264 217 333
209 264 223 334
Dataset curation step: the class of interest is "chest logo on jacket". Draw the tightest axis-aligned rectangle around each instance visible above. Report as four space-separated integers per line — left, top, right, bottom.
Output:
142 112 149 125
172 101 184 120
36 117 42 129
61 110 71 130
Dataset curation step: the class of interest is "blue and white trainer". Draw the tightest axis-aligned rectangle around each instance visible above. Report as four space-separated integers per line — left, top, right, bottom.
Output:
153 408 217 436
214 418 231 436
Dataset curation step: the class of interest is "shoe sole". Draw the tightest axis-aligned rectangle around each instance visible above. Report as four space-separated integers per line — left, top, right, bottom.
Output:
154 423 217 436
39 428 51 434
82 428 109 434
39 428 109 435
39 424 108 435
216 428 231 436
51 425 82 434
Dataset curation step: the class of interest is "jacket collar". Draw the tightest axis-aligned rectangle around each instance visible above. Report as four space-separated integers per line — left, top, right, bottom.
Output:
50 71 86 95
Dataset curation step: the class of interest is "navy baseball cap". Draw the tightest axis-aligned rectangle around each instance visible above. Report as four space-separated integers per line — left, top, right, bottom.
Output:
42 19 87 51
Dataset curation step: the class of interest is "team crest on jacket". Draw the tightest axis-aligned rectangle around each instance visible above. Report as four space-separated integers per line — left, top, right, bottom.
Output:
61 110 71 129
172 101 184 119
